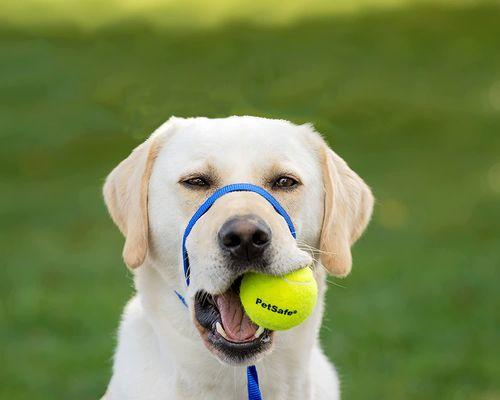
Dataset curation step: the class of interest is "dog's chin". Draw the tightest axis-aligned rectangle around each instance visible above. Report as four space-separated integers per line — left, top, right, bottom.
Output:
193 277 274 365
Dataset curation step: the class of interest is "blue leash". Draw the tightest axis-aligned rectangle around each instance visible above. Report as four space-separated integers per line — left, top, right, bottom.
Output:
177 183 297 400
246 365 261 400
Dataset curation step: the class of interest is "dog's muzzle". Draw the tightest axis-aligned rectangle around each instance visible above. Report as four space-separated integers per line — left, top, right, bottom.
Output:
177 183 297 400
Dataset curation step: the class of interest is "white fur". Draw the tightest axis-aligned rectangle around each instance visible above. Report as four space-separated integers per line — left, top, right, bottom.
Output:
102 116 374 399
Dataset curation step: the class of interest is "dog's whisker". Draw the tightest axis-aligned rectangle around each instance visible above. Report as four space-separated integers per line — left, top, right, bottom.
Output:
326 278 346 289
210 364 227 393
296 240 339 257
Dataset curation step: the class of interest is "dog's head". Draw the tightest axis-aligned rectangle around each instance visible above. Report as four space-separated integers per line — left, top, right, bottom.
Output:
103 116 373 365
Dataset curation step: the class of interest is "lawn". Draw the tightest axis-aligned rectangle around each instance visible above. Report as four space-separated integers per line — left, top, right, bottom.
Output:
1 1 499 399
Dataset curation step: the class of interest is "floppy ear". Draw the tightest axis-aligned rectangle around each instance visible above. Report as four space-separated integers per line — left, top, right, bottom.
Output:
103 134 164 268
319 147 374 277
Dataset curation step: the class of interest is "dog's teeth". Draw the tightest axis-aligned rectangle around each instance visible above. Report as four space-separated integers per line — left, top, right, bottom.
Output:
254 326 265 339
215 322 229 340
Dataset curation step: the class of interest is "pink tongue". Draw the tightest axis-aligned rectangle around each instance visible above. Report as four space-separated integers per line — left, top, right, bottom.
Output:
216 291 258 342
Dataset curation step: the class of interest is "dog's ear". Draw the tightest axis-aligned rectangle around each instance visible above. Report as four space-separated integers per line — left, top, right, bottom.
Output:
103 133 164 269
319 146 374 277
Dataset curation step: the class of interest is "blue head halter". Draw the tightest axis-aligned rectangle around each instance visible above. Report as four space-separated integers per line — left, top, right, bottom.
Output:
181 183 296 286
177 183 297 400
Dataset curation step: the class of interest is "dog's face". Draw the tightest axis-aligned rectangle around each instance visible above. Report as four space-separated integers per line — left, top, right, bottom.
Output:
104 116 373 365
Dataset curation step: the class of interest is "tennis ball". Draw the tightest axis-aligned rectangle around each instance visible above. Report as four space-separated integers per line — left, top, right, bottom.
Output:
239 267 318 331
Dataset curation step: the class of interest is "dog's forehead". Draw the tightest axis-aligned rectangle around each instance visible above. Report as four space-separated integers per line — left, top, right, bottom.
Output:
162 117 315 174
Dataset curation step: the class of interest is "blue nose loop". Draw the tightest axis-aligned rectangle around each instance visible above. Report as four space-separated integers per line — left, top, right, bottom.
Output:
181 183 296 287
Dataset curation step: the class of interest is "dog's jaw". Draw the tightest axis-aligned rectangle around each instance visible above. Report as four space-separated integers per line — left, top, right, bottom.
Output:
192 279 275 365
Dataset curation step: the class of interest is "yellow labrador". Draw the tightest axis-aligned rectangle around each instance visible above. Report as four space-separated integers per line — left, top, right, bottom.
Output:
102 116 373 400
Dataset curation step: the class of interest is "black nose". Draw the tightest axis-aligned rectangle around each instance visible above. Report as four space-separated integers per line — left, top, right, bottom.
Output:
218 215 271 261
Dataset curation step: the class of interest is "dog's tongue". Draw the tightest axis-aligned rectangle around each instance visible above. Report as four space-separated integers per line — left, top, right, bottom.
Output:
216 290 258 342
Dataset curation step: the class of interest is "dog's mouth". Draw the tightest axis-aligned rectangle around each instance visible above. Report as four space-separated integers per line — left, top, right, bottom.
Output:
194 277 273 364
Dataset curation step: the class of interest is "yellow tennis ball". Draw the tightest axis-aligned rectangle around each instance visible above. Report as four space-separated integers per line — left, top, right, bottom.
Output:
239 266 318 331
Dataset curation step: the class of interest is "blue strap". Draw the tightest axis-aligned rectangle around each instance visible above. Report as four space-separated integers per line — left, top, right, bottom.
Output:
174 290 188 307
178 183 296 400
247 365 263 400
182 183 296 286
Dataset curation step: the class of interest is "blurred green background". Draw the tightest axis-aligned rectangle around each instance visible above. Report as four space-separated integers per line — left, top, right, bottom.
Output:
1 0 499 399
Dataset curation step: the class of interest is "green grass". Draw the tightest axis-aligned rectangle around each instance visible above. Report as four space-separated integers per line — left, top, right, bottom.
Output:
1 2 500 399
0 0 479 31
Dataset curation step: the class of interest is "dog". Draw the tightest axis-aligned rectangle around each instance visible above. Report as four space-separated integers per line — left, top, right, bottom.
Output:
101 116 373 399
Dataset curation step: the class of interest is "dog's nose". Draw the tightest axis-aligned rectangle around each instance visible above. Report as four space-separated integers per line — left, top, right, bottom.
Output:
218 215 271 261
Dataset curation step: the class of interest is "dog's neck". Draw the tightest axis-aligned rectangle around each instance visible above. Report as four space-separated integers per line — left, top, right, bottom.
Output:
133 261 327 398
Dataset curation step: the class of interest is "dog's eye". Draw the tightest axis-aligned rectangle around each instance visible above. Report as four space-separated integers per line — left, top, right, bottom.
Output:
182 177 210 188
273 176 299 189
